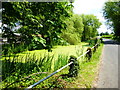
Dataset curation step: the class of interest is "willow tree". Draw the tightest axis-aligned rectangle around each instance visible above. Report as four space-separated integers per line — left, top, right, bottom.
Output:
61 14 84 45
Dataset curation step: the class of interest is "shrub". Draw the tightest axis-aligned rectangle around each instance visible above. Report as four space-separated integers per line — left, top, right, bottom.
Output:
2 43 28 55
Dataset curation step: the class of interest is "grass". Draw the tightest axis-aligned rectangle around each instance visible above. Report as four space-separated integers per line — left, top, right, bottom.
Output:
22 42 88 57
2 53 70 88
39 43 104 88
2 42 88 63
54 43 104 88
2 42 103 89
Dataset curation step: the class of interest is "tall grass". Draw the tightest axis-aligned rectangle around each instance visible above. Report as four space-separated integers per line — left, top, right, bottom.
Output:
2 52 69 88
54 54 69 71
2 42 99 89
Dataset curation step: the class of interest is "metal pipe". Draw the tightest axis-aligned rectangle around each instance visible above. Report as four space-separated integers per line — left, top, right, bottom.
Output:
91 44 98 49
25 61 73 90
77 43 98 60
25 43 100 89
77 50 90 60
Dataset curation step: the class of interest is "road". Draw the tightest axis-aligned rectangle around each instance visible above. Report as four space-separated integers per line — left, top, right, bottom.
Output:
96 39 119 89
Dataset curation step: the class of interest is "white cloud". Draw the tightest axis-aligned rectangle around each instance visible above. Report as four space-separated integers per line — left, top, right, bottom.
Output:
98 24 112 34
73 0 107 15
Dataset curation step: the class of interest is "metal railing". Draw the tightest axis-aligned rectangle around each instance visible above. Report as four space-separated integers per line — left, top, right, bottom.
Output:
25 43 99 90
25 62 73 90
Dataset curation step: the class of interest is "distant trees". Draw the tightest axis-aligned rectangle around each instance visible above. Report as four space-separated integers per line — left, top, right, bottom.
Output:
100 32 109 36
81 14 102 41
61 14 84 45
103 1 120 41
61 14 101 44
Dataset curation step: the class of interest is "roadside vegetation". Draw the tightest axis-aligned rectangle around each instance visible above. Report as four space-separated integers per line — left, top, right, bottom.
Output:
100 32 114 39
2 41 103 88
103 1 120 42
101 34 113 39
2 2 101 55
1 1 104 89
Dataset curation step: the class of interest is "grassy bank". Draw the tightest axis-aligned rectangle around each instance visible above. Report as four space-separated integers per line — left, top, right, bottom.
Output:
43 43 104 88
71 43 104 88
2 42 103 89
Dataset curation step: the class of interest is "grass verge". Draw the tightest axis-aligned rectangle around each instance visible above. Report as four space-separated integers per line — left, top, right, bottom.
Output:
47 43 104 88
2 42 103 89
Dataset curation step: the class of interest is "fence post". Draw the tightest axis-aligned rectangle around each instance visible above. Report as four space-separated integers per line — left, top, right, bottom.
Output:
86 47 92 61
68 55 79 77
100 37 103 43
96 44 99 48
93 45 97 53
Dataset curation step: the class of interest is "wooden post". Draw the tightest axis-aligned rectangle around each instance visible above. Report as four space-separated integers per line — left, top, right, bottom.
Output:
68 55 79 77
100 38 103 43
93 45 97 53
94 38 98 45
86 47 92 61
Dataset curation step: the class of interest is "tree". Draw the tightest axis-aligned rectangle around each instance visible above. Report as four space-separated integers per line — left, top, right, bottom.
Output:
2 2 73 51
103 1 120 40
100 32 109 36
81 14 102 41
73 14 84 40
61 14 84 45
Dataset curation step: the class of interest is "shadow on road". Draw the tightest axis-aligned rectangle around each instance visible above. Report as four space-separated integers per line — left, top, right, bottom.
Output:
103 38 120 45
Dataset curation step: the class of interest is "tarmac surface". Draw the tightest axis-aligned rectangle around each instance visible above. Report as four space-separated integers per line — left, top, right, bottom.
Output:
97 39 119 89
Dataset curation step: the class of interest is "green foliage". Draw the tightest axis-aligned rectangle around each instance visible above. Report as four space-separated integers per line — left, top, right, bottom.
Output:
28 34 46 50
88 37 101 46
86 47 92 61
101 34 113 39
100 32 109 36
2 53 69 88
56 38 70 46
54 55 69 71
103 2 120 41
68 55 79 77
72 14 84 39
2 43 27 55
61 32 80 45
2 2 102 53
81 14 102 41
2 2 73 51
61 14 84 45
2 42 103 88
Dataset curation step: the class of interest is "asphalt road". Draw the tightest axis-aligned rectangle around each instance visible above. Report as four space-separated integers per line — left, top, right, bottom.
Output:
97 39 119 89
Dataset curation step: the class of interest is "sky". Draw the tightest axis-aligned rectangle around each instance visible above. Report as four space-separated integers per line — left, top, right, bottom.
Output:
73 0 112 34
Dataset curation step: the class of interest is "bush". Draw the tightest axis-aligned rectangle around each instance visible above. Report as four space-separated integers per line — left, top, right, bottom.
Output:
88 37 99 46
2 43 28 55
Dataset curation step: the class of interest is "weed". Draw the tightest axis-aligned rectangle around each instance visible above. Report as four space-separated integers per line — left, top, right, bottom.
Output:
2 52 69 89
2 42 103 88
